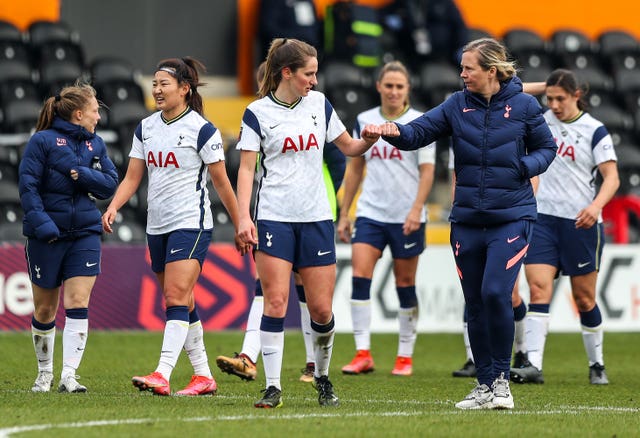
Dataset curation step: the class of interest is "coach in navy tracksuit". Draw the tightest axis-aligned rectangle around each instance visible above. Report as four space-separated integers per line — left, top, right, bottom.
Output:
376 38 557 410
19 82 118 394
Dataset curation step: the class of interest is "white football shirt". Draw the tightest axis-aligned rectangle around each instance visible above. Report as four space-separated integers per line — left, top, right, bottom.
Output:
536 110 617 221
236 90 346 222
353 106 435 223
129 108 226 234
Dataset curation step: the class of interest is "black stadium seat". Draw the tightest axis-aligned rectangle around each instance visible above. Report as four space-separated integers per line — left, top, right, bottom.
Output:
34 40 84 68
466 27 494 42
27 20 78 46
0 20 23 42
503 28 547 57
417 60 461 107
90 56 138 86
0 78 42 134
550 29 595 69
0 40 33 82
598 30 640 72
0 180 22 225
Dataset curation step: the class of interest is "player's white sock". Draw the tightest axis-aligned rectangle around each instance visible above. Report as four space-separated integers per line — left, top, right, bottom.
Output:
582 324 604 366
61 316 88 380
526 311 550 370
311 316 335 377
350 299 371 351
299 301 314 364
514 317 527 354
184 320 212 377
261 329 284 390
32 323 55 373
463 322 474 362
241 296 263 364
156 319 189 380
397 306 418 357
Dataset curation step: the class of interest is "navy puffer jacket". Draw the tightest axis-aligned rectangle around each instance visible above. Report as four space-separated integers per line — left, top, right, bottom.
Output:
386 76 557 226
19 117 119 241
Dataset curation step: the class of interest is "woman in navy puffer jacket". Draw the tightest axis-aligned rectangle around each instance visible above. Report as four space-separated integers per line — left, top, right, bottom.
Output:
19 82 118 394
372 38 557 410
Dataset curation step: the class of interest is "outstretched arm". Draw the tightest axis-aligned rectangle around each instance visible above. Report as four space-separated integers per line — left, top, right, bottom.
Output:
332 129 380 157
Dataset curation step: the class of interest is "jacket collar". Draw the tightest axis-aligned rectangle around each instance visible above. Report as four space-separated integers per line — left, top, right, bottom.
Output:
51 117 96 141
464 76 523 106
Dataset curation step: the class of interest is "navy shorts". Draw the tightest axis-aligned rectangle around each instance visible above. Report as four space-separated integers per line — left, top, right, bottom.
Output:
524 213 604 276
147 228 212 273
352 216 425 258
256 220 336 269
25 234 101 288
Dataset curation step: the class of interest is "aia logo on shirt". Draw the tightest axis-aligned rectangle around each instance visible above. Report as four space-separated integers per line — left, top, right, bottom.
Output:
281 133 320 153
555 139 576 161
56 138 67 146
369 144 402 160
147 151 179 168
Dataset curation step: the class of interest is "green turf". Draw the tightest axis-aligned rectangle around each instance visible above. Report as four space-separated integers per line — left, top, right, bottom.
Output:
0 331 638 437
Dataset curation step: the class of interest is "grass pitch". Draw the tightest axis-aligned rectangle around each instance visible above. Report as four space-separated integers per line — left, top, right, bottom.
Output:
0 331 638 437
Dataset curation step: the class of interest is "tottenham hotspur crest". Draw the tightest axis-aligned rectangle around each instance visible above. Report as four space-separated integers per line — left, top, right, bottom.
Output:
266 232 273 247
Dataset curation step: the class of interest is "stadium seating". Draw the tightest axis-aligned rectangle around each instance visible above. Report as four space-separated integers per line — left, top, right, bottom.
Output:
503 28 553 70
0 20 22 42
0 221 23 241
2 17 640 243
417 60 462 107
598 30 640 73
90 56 139 86
0 180 22 225
0 97 41 134
0 20 152 239
27 20 79 46
550 29 593 60
466 27 494 42
0 40 33 82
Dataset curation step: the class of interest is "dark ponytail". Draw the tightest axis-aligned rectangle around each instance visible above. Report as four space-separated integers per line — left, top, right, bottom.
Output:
156 56 207 115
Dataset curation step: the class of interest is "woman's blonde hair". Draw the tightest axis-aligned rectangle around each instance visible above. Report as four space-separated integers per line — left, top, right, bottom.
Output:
463 38 517 81
36 81 97 132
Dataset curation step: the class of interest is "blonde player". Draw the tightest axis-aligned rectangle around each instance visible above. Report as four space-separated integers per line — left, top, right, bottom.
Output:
338 61 435 377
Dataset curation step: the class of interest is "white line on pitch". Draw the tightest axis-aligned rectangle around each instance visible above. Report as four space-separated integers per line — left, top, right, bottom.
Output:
0 405 637 437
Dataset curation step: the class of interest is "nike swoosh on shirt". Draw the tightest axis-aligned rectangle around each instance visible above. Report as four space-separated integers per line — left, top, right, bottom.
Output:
507 236 520 243
317 250 332 256
269 124 281 129
404 242 417 249
462 108 476 113
86 262 97 267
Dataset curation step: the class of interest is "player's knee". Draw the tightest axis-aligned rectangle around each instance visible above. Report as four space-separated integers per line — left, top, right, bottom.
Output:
573 294 596 312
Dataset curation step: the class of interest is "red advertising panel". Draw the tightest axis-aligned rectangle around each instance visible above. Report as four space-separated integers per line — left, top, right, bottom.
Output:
0 242 285 331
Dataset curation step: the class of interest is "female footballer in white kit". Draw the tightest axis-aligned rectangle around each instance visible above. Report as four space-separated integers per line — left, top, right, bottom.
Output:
235 38 380 408
338 61 435 377
103 57 244 396
512 68 620 386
